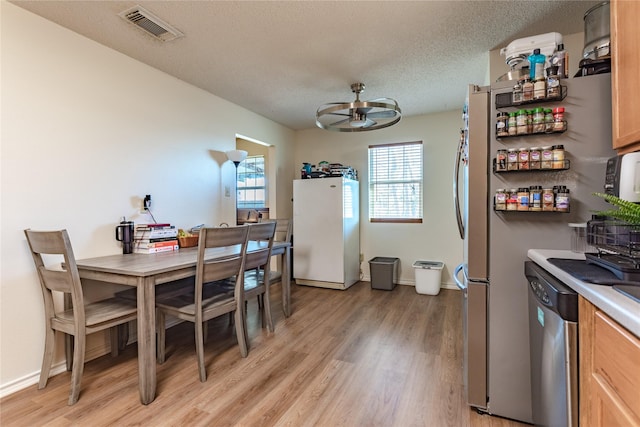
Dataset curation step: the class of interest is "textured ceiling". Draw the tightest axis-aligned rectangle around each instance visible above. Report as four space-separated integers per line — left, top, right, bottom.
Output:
10 1 599 130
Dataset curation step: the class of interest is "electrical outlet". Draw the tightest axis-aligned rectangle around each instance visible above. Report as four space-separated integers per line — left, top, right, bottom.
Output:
359 253 364 262
143 194 152 210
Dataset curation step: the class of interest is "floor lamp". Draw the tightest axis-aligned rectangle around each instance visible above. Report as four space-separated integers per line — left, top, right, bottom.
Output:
226 150 248 223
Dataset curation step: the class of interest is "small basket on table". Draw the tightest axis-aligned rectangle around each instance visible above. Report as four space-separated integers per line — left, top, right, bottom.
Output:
177 231 199 248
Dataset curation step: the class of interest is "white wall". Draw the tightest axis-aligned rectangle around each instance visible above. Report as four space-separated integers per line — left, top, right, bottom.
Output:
0 2 295 395
295 111 463 288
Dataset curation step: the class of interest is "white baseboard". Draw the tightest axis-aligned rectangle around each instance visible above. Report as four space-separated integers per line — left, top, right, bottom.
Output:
361 275 459 291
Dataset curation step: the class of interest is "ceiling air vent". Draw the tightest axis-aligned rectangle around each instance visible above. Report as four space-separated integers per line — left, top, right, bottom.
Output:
119 5 184 42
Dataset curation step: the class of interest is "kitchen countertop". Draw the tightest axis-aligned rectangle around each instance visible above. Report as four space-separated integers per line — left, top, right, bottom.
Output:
528 249 640 338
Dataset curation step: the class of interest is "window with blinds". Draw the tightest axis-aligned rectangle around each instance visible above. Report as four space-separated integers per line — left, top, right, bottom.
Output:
368 141 423 223
237 155 266 208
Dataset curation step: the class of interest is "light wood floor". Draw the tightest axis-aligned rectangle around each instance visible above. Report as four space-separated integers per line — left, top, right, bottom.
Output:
1 283 529 426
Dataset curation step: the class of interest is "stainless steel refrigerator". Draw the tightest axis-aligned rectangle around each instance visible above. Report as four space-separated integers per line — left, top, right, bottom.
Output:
453 73 616 423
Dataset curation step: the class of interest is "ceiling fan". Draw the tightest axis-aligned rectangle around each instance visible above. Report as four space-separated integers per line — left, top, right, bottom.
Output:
315 83 402 132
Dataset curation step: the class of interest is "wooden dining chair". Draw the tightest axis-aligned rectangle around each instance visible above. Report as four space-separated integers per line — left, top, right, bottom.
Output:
242 221 277 334
23 229 138 405
257 218 292 314
155 225 249 382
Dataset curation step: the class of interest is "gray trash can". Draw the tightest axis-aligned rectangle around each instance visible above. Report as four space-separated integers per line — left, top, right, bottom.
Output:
369 257 399 290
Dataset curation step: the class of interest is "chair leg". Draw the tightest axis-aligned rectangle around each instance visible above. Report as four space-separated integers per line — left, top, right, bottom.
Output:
203 320 209 344
195 320 207 382
118 323 129 350
264 286 274 333
156 309 166 364
65 334 73 371
109 326 119 357
235 308 248 358
38 327 56 389
68 331 86 405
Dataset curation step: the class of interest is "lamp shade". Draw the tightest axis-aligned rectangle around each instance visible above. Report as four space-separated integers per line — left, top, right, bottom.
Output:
226 150 248 166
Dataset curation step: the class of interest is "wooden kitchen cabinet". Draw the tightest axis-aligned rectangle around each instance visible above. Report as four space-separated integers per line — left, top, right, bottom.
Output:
611 0 640 153
579 296 640 427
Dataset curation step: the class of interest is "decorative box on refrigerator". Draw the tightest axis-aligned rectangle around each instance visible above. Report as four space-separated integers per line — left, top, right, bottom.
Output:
293 177 360 290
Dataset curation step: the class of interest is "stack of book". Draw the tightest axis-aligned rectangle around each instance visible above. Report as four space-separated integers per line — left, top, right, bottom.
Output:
133 224 179 254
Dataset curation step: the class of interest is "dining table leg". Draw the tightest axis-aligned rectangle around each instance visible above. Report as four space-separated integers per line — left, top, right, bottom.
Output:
282 246 291 317
136 276 156 405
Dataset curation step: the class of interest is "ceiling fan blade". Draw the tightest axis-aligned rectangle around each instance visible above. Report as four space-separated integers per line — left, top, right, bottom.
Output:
362 118 378 128
329 118 350 127
367 110 398 119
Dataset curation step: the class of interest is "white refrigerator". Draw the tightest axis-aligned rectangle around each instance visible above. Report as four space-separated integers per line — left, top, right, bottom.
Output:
293 177 360 290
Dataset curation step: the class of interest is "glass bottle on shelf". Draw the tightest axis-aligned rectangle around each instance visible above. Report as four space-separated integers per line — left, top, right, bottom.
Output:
546 66 561 99
529 147 541 169
522 77 534 102
508 112 517 136
512 79 523 105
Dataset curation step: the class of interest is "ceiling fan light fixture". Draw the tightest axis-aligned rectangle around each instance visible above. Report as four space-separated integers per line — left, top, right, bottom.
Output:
315 83 402 132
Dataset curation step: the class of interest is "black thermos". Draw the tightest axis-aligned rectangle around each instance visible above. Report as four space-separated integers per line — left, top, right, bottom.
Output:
115 219 134 254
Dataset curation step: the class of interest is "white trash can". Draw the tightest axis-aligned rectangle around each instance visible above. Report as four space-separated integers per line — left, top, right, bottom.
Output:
413 261 444 295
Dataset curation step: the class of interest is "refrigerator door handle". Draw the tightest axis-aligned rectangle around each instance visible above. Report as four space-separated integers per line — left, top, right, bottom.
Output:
453 129 465 239
454 263 467 292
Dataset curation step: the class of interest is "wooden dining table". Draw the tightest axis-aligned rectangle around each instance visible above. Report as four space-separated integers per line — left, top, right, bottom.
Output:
74 241 291 405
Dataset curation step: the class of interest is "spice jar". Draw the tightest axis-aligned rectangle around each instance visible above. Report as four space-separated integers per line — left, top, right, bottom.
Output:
517 188 530 211
496 149 508 171
516 110 528 135
508 112 517 136
518 148 530 170
529 186 542 211
512 80 523 105
546 66 561 98
529 147 541 169
495 189 507 211
522 77 534 102
541 146 554 169
542 188 555 211
532 107 545 133
527 110 533 134
507 189 518 211
496 112 509 137
544 109 554 132
507 149 519 171
555 187 570 212
533 77 546 100
553 107 566 132
552 144 565 169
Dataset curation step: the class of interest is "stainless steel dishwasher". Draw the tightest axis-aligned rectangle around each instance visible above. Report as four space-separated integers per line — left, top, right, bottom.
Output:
524 261 579 427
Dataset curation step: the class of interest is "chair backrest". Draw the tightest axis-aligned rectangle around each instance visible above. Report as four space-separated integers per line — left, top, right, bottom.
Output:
194 226 249 307
274 219 292 243
24 229 86 327
244 221 277 271
260 218 292 243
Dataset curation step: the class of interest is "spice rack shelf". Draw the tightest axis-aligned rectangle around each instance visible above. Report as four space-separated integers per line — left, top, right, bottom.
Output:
495 85 567 109
493 159 570 173
496 121 567 139
493 209 571 214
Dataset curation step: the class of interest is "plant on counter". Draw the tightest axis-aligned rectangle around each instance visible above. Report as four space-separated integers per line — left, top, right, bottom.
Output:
592 192 640 224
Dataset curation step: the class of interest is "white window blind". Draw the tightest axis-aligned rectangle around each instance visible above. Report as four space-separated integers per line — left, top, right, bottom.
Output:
237 155 266 209
368 141 423 223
